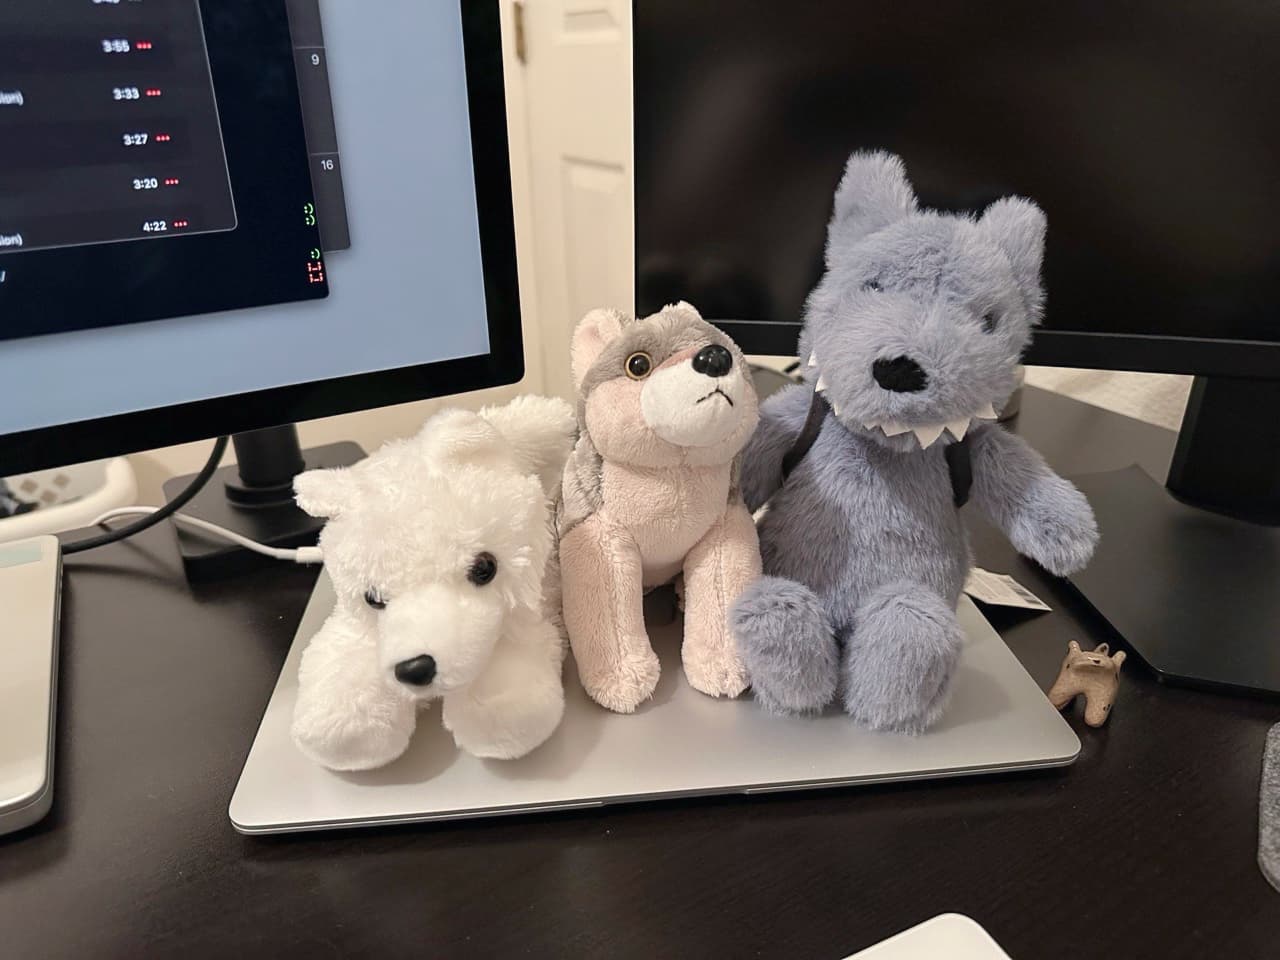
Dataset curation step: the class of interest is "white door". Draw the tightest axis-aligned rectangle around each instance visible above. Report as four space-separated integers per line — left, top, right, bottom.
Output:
515 0 634 399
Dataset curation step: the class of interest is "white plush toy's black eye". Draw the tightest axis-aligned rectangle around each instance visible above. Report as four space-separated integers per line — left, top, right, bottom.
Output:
468 552 498 586
625 351 653 380
862 278 883 292
364 589 387 610
982 312 1000 333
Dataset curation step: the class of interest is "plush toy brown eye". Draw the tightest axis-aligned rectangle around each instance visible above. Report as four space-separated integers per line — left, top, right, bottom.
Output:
364 589 387 610
982 312 1000 333
468 552 498 586
862 278 883 292
625 351 653 379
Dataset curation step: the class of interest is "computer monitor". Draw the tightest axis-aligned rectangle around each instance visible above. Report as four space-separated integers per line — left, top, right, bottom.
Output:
0 0 523 476
0 0 523 831
634 0 1280 695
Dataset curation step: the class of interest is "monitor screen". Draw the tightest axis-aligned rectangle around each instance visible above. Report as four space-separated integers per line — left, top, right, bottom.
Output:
0 0 499 438
635 0 1280 365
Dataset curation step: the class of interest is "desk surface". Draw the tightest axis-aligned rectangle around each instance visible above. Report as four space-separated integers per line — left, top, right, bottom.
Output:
3 388 1278 959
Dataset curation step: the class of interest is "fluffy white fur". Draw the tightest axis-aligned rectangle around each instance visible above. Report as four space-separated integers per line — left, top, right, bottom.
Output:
290 396 576 771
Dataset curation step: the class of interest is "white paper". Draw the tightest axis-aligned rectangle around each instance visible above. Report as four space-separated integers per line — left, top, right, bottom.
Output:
963 567 1051 612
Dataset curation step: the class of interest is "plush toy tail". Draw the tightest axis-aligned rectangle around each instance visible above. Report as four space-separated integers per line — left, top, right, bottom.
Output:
731 576 839 715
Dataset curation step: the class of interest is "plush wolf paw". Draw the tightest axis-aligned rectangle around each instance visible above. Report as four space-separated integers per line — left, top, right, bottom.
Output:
731 576 839 714
842 581 963 734
579 641 662 714
682 645 750 700
1009 479 1099 577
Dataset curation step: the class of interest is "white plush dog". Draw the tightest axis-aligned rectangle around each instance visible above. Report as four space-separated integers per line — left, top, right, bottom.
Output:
290 396 576 771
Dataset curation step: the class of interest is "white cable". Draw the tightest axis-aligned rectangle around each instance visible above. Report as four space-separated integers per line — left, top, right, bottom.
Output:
92 506 324 564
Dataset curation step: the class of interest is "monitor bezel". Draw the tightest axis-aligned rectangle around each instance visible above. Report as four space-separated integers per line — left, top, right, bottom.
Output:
706 320 1280 381
0 0 524 475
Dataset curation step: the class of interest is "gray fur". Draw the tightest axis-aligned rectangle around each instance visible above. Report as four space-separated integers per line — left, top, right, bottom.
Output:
733 576 837 714
559 431 603 537
733 151 1098 732
840 580 964 733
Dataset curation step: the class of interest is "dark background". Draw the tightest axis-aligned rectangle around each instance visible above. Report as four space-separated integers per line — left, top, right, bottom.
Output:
636 0 1280 353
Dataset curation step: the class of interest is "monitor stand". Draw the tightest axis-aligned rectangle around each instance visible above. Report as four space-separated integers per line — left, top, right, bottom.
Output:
1067 376 1280 697
163 425 363 581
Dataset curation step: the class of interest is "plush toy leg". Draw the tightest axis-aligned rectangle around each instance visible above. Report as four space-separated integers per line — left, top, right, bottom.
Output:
291 611 417 771
681 502 758 698
730 576 839 714
841 580 964 734
442 621 565 760
561 513 659 713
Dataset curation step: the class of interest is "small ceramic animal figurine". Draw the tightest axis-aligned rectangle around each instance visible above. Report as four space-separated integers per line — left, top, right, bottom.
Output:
1048 640 1125 727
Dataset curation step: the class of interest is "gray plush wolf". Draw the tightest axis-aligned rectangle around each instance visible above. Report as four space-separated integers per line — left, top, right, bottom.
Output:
732 151 1098 733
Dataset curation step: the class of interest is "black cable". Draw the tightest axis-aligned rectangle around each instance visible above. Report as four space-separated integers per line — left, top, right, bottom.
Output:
61 435 230 555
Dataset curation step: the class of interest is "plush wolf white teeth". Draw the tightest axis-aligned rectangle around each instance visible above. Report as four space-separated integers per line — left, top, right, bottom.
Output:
856 400 1001 449
809 354 999 448
911 424 946 448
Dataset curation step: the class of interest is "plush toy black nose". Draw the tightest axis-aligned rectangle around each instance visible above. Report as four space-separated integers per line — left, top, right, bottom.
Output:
394 654 437 686
692 344 733 378
872 356 928 393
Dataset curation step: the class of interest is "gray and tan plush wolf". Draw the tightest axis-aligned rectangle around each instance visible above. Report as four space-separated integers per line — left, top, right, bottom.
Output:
560 302 761 713
733 151 1098 733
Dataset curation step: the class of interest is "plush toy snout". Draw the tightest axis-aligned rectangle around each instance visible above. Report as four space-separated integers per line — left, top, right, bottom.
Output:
375 582 505 700
640 343 751 448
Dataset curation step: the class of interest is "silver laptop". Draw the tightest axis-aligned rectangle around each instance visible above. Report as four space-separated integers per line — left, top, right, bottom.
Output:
230 573 1078 834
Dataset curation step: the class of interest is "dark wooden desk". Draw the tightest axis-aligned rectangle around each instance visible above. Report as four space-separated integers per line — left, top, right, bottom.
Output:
3 389 1278 959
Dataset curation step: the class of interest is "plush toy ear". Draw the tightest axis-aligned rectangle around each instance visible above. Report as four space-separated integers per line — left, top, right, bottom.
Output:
1067 640 1082 654
294 467 358 519
1111 650 1127 667
978 197 1047 307
417 408 506 469
827 151 917 257
570 308 626 389
480 395 577 495
665 300 704 324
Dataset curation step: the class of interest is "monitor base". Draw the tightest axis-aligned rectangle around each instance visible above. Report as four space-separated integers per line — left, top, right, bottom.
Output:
163 430 363 582
1067 465 1280 697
